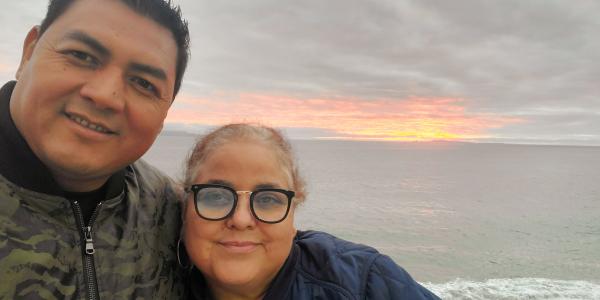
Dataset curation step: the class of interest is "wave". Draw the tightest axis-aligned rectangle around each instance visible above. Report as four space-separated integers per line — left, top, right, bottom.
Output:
421 278 600 300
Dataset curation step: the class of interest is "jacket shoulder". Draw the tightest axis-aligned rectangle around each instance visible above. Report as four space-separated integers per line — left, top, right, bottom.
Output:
294 230 439 299
126 159 181 201
294 230 380 297
122 160 182 237
129 159 174 188
365 255 440 299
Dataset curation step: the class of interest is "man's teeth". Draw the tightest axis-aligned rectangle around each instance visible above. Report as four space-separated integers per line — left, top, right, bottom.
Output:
69 115 110 133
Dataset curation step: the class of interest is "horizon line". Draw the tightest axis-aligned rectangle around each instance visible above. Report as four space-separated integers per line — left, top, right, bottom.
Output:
159 129 600 148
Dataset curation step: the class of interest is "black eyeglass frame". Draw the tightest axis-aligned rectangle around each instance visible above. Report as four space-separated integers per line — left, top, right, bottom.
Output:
186 183 295 224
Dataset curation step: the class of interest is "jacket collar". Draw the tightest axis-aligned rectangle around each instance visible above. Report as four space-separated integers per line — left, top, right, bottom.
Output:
262 241 299 300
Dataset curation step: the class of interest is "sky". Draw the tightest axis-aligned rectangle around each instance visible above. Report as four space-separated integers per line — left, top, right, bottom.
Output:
1 0 599 145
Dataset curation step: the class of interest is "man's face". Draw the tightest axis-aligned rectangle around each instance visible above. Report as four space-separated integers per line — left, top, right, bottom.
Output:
10 0 178 191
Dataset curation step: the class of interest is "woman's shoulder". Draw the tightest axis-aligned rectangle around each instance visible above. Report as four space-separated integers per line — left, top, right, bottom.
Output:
294 230 380 268
292 230 440 299
288 230 375 298
294 229 402 275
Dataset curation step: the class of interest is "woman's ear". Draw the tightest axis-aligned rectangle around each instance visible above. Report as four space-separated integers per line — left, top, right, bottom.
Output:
16 26 41 80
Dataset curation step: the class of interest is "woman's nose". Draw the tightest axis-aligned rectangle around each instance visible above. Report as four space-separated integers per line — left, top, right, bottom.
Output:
226 193 257 230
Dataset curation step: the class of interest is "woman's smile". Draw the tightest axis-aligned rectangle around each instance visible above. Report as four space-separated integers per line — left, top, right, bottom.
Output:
218 240 261 254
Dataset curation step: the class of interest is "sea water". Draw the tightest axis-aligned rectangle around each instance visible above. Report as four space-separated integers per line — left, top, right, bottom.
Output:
143 134 600 299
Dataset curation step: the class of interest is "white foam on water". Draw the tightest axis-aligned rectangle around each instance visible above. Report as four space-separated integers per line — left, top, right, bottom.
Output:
422 278 600 300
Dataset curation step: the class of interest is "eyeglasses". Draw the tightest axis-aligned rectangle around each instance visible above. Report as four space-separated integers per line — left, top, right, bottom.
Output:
186 184 295 224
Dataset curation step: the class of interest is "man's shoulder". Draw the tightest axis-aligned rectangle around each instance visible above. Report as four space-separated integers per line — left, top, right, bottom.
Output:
126 159 176 192
123 159 181 209
129 159 171 181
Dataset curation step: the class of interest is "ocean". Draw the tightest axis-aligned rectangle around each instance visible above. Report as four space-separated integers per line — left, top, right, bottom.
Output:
143 134 600 299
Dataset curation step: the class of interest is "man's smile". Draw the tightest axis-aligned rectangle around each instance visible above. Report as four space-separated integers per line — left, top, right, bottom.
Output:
65 112 116 135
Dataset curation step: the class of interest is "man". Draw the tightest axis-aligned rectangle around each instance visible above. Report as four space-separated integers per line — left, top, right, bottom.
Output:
0 0 190 298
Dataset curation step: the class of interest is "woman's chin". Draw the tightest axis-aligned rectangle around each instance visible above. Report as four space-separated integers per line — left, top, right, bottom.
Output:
211 268 260 288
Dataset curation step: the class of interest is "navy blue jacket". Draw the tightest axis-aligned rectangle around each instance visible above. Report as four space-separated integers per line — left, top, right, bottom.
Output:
189 230 440 299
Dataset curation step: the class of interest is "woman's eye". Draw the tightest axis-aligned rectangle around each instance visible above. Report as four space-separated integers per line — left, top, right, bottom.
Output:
255 194 285 207
203 193 231 207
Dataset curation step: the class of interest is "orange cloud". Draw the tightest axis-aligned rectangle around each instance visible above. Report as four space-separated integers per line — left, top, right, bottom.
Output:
0 63 11 73
167 93 522 141
0 60 14 72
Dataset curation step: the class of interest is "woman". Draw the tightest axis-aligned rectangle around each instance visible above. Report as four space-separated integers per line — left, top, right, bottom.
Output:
180 123 439 300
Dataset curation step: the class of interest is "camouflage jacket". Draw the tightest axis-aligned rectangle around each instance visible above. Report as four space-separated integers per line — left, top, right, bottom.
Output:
0 160 185 299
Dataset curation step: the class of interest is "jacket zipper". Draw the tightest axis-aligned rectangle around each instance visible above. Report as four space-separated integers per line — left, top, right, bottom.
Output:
72 201 102 300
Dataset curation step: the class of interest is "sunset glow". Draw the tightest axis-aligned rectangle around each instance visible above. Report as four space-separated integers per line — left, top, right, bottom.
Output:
167 94 523 141
0 62 13 74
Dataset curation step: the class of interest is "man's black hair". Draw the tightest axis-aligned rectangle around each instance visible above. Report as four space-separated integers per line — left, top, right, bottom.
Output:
39 0 190 98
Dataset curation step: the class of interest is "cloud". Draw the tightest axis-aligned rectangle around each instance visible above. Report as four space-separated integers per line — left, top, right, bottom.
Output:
0 61 16 83
166 93 522 141
178 1 599 103
171 0 600 145
0 62 12 73
0 1 46 82
1 0 598 144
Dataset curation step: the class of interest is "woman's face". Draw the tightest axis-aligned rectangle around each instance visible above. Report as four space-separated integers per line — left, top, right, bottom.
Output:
184 139 297 292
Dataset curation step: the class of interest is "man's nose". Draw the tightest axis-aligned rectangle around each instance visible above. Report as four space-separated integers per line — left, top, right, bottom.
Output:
79 66 126 112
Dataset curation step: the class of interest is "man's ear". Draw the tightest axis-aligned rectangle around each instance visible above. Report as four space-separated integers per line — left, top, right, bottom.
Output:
16 26 41 80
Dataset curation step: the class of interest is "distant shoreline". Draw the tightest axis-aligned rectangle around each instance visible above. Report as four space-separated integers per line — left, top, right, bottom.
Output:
159 130 600 148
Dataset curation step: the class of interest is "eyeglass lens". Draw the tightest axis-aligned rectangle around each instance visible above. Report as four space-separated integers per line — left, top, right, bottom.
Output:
196 187 233 220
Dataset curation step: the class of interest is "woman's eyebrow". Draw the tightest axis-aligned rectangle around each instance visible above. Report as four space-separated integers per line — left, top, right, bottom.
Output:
255 183 278 190
205 179 233 187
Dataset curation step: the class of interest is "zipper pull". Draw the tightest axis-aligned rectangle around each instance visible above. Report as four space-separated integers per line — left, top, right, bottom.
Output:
84 226 95 255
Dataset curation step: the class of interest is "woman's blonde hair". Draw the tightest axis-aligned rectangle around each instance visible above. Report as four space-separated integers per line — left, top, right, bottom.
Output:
183 123 306 205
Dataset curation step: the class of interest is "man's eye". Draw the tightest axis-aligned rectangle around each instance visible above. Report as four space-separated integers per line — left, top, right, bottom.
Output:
129 77 158 95
68 50 98 66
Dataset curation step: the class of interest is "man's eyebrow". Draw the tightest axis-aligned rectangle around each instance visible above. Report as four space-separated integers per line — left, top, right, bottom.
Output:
63 31 167 81
64 31 110 58
128 62 167 81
